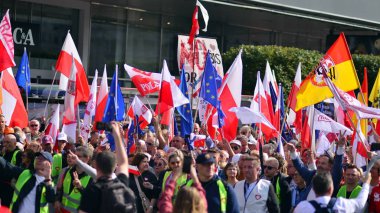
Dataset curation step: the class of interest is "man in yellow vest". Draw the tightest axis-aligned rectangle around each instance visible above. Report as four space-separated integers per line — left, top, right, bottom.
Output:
193 153 240 213
337 164 362 199
55 146 93 212
2 133 22 166
263 157 291 213
0 151 55 213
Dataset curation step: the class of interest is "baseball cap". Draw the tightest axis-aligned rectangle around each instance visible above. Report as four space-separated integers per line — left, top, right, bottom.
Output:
57 132 68 142
248 136 257 145
230 140 242 147
35 151 53 163
196 153 215 164
41 135 53 145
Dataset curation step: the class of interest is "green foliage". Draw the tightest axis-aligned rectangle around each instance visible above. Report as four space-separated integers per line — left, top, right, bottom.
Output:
222 45 380 98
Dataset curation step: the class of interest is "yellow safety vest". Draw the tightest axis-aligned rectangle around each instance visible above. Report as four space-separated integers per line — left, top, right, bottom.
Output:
62 168 91 212
337 184 362 199
10 170 49 213
162 171 188 196
52 153 62 183
11 150 20 166
186 179 227 213
275 176 281 204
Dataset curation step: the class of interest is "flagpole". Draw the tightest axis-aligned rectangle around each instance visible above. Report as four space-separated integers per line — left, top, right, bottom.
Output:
25 47 29 113
190 37 196 111
43 67 58 118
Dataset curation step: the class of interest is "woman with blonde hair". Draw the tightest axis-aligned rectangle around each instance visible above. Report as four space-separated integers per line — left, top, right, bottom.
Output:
158 163 207 213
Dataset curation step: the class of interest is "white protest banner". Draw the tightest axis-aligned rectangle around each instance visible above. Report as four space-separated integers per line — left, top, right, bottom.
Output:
177 35 223 96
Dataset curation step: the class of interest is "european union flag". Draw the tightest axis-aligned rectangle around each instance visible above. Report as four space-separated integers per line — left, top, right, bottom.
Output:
200 52 219 108
15 48 31 94
102 66 125 122
127 120 135 154
200 52 225 128
177 68 193 137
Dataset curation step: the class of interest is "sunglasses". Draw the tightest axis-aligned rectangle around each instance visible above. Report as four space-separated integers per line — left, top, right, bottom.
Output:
231 146 240 151
263 165 275 170
154 163 163 167
30 124 38 127
146 143 153 146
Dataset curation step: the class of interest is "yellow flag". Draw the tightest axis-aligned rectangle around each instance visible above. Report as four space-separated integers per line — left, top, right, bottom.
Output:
296 33 359 111
369 69 380 108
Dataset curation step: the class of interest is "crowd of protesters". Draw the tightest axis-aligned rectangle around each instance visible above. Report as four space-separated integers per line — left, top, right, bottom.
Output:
1 113 380 213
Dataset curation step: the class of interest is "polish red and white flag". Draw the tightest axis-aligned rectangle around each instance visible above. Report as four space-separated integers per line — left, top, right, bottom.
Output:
45 104 60 146
62 56 77 143
56 31 89 105
127 96 152 129
1 68 28 128
94 65 109 123
218 50 243 141
81 70 98 141
251 71 276 140
156 60 189 114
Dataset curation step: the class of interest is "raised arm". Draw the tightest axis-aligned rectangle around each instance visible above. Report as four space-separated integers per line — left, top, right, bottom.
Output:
287 143 315 185
111 121 129 177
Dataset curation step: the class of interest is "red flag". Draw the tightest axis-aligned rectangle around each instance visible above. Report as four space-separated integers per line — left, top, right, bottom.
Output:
124 64 161 96
188 7 199 45
56 32 89 105
1 69 28 128
301 106 314 149
0 9 15 72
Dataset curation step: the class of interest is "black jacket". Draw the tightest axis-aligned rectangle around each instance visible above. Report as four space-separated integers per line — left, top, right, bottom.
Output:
270 173 292 213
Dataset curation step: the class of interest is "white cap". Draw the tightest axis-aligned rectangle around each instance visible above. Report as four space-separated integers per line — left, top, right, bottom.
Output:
248 135 257 145
230 140 242 147
57 132 68 142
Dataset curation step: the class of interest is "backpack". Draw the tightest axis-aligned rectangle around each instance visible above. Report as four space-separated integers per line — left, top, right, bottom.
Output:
95 178 137 213
309 198 337 213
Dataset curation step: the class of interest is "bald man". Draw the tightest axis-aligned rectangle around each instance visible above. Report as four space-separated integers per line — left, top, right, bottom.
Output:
264 157 291 213
2 134 22 166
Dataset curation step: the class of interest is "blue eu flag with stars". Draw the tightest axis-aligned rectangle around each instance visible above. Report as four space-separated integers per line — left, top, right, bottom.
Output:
102 67 125 122
16 48 31 94
200 52 225 128
176 67 193 137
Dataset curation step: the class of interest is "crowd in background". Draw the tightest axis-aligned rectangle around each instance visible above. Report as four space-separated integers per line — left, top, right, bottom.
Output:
0 113 380 213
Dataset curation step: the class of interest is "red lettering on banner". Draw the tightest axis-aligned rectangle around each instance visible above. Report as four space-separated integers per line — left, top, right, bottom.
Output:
317 115 331 122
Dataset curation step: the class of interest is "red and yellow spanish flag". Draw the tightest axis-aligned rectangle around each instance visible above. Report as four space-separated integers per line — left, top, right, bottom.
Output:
296 33 359 111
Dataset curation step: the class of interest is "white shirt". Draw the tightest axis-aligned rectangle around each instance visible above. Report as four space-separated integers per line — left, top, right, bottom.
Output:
294 183 370 213
18 174 45 213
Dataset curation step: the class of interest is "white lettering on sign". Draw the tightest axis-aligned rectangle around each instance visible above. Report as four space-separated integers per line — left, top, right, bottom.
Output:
13 27 35 46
